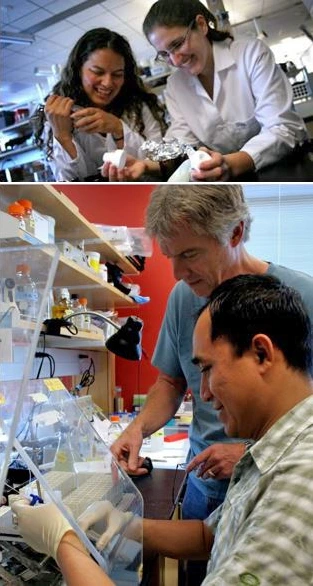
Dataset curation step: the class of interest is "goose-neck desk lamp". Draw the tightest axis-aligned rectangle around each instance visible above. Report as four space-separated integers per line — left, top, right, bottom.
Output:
43 312 143 361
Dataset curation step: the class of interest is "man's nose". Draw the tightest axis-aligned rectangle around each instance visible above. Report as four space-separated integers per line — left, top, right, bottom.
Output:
172 257 188 281
200 375 212 402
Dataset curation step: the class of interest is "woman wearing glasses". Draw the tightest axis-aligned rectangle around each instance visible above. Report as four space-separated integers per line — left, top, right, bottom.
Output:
33 28 167 181
112 0 305 182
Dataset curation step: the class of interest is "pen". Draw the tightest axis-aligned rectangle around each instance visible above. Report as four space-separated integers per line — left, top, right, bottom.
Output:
152 457 185 462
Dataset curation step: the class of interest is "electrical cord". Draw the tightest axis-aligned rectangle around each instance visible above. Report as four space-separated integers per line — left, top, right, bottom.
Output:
0 305 15 326
172 464 188 507
74 357 95 395
35 344 55 379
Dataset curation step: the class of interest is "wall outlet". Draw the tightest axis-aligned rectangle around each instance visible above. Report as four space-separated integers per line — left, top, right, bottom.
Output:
0 329 13 363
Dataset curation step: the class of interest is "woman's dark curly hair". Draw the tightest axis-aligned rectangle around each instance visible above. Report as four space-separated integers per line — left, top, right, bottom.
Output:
32 27 167 159
143 0 233 43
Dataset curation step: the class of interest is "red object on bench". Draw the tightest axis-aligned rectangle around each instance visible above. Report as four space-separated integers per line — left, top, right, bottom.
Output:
164 432 189 442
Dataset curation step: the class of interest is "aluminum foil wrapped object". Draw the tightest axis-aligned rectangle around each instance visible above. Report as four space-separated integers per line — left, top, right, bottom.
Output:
141 138 187 161
141 138 191 180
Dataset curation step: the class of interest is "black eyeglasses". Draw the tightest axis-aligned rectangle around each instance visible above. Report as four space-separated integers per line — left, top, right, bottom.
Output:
155 20 195 63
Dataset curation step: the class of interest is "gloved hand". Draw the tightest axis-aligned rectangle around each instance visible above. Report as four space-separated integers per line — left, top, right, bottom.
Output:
77 500 133 550
10 498 73 560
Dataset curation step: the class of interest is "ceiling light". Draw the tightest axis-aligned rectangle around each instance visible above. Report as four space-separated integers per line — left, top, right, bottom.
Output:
34 67 54 77
34 65 62 77
0 31 35 45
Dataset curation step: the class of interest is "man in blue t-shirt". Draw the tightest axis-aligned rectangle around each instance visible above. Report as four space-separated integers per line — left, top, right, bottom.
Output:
111 184 313 582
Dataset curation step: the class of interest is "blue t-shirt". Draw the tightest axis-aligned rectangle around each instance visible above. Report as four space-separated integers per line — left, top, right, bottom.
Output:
152 263 313 499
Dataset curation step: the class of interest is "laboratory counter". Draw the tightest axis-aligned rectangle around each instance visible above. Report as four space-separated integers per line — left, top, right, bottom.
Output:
239 142 313 181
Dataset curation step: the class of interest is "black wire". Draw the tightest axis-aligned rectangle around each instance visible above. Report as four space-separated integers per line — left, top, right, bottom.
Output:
35 333 46 379
172 464 188 506
75 357 95 395
35 335 55 379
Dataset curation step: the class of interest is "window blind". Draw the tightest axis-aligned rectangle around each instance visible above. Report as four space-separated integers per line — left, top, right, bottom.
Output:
243 184 313 276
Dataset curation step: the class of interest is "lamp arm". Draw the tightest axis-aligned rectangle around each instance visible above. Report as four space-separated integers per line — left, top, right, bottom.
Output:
65 311 121 331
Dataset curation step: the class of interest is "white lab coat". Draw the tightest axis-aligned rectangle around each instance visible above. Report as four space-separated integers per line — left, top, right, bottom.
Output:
50 103 163 181
165 38 307 170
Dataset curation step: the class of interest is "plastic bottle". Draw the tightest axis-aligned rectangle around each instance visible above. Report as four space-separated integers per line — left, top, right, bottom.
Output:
54 431 76 472
69 293 81 328
17 199 35 235
52 288 73 319
7 202 26 231
107 415 123 446
114 386 124 412
15 264 39 321
78 297 91 331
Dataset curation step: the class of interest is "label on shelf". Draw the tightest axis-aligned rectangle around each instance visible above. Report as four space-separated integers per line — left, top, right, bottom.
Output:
43 378 67 392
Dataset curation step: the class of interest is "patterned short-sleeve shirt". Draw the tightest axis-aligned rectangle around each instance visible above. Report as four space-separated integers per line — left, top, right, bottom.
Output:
202 395 313 585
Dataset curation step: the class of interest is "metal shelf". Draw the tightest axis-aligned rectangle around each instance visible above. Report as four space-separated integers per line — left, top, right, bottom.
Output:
0 118 32 135
0 144 40 160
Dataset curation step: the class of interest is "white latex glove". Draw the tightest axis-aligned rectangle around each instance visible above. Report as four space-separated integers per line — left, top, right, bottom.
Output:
77 500 133 550
11 498 73 560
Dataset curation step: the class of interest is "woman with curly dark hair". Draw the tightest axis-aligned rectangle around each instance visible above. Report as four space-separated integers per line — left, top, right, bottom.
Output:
34 27 167 181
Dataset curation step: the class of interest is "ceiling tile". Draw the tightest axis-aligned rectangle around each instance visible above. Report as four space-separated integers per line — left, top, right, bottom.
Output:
1 0 41 24
44 0 85 15
11 8 52 31
66 4 107 25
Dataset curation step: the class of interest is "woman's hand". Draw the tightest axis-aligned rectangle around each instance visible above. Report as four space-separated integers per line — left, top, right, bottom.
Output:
45 95 74 143
101 155 147 181
190 149 231 182
71 107 122 137
10 499 74 560
190 148 255 181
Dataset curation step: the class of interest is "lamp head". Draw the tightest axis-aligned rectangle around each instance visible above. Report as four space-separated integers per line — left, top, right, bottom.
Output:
106 316 143 361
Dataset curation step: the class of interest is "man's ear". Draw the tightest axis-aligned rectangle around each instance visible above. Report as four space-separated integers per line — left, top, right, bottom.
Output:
230 221 244 247
251 334 274 368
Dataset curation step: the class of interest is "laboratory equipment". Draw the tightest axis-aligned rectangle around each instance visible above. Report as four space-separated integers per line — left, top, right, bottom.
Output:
0 380 143 585
0 244 59 498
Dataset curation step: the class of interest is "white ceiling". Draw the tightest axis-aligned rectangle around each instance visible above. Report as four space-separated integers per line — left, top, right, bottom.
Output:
1 0 312 108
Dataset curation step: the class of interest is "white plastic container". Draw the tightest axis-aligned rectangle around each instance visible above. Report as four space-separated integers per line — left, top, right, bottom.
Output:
86 251 100 272
102 149 126 170
43 214 56 243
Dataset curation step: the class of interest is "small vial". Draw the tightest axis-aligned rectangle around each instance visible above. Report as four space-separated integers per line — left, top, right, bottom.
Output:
78 297 91 331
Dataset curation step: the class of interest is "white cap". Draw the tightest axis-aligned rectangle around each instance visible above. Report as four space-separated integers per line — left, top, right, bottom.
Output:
102 149 127 170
